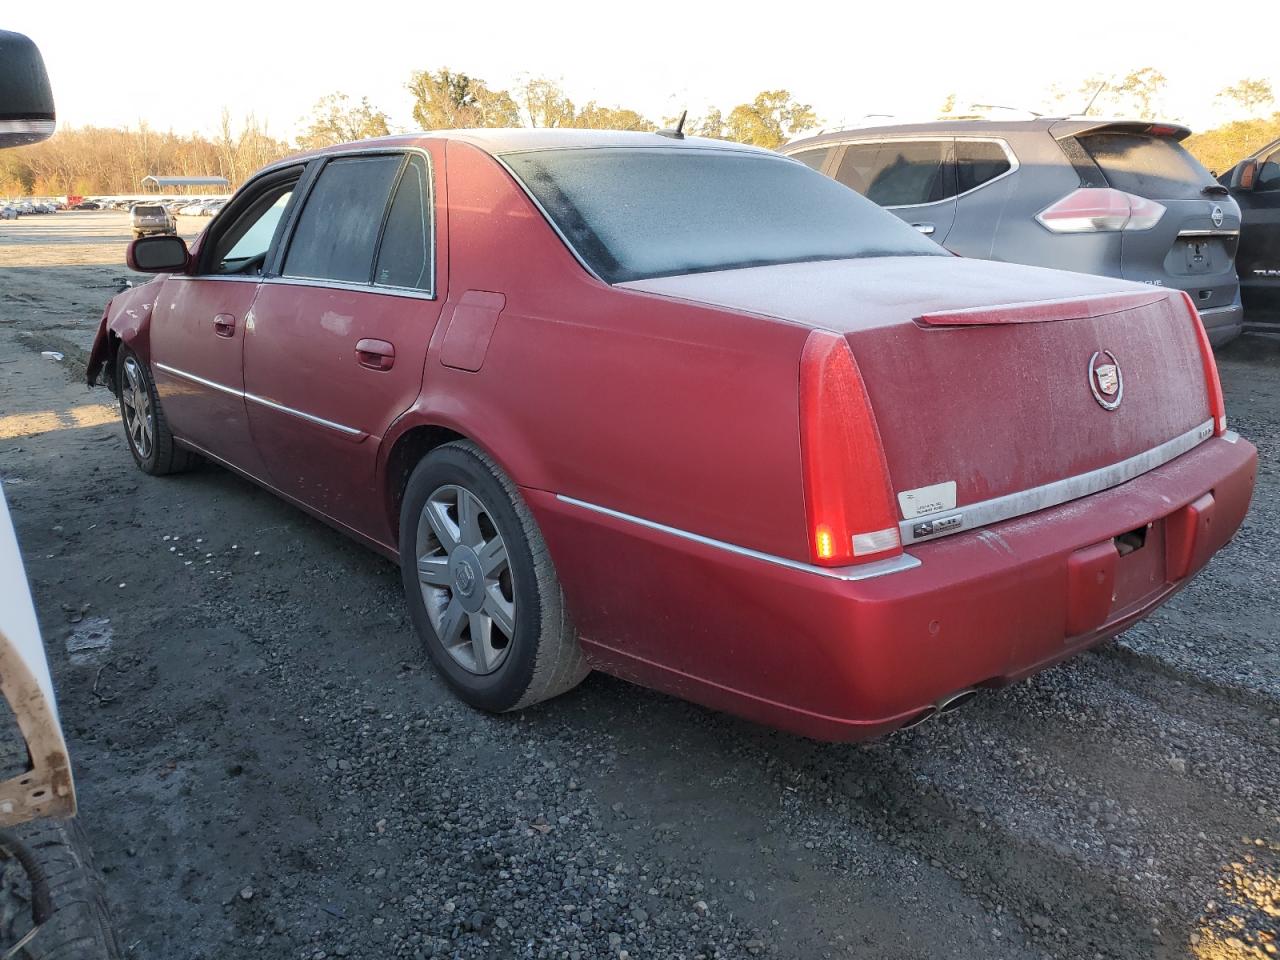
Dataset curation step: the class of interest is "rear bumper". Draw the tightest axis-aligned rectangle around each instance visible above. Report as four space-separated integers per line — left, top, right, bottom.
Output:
532 433 1256 741
1200 301 1244 346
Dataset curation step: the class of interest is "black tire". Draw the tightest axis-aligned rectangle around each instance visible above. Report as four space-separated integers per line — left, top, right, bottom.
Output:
399 441 588 712
115 347 195 475
0 818 121 960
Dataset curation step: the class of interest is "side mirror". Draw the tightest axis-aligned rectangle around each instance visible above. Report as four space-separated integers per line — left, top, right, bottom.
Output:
1231 159 1259 192
0 31 55 148
127 235 190 273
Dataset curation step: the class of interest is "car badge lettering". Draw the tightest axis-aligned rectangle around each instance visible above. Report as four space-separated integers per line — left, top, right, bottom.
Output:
1088 350 1123 411
912 513 963 540
1211 205 1224 228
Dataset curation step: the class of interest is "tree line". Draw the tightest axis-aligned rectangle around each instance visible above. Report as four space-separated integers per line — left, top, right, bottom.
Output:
1 69 1275 197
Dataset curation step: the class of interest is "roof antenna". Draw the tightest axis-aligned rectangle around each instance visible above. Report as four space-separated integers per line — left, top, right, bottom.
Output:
1081 82 1108 117
656 109 687 140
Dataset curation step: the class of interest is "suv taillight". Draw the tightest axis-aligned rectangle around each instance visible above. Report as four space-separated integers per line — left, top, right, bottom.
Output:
1036 187 1165 233
1179 291 1227 436
799 330 901 566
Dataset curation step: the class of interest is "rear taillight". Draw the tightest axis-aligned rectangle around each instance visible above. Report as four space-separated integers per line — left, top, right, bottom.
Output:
1036 187 1165 233
1179 291 1227 436
799 330 900 566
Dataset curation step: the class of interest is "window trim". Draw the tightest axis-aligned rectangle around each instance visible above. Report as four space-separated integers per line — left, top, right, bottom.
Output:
270 145 438 300
796 136 1019 209
192 163 307 277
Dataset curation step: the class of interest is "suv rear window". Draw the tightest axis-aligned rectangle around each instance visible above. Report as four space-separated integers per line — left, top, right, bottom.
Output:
1078 133 1216 200
956 140 1012 193
504 147 943 284
133 206 164 216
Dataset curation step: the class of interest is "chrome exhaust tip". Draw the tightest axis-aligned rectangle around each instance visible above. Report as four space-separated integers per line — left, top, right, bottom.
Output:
936 688 979 714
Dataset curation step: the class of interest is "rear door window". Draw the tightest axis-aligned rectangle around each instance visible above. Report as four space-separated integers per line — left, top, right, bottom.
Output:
955 140 1012 193
284 155 402 283
1078 133 1217 200
833 140 955 207
373 154 433 291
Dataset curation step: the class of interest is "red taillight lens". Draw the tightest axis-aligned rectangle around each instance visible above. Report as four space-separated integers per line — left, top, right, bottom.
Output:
1179 292 1227 436
799 330 900 566
1036 187 1165 233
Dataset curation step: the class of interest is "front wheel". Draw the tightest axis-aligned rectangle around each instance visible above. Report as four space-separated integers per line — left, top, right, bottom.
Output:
116 348 195 475
399 441 588 712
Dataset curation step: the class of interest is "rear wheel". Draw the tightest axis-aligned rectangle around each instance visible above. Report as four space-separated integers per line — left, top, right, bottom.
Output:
116 348 194 476
399 441 588 712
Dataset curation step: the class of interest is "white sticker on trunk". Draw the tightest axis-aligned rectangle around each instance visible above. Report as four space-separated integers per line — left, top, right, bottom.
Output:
898 481 957 519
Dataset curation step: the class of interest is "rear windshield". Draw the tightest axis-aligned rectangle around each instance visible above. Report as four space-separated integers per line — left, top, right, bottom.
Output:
1078 133 1216 199
133 206 164 215
503 147 944 284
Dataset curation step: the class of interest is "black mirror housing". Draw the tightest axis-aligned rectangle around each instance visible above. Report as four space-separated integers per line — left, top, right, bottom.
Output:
0 31 55 148
1231 159 1259 192
127 235 190 273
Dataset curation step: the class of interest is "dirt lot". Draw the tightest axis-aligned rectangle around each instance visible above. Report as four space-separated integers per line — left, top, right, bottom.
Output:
0 211 1277 959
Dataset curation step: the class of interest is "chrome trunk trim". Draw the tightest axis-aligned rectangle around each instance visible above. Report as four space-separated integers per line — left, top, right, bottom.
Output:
899 419 1215 546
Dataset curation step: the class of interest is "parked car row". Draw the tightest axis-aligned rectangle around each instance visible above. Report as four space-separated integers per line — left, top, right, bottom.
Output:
1 198 62 215
88 128 1255 743
172 198 227 217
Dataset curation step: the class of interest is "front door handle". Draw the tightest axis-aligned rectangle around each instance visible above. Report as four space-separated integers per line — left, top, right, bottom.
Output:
213 313 236 338
355 338 395 371
911 222 936 236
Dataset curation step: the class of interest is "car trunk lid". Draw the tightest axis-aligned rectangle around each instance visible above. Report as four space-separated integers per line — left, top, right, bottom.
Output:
619 256 1216 536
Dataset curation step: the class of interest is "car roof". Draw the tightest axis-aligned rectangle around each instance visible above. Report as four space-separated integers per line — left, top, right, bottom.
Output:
783 117 1192 151
277 128 778 168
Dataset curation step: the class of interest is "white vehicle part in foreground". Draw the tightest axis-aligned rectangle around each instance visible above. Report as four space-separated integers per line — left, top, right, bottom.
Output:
0 486 75 824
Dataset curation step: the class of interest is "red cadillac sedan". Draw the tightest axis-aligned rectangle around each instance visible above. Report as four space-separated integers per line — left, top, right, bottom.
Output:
87 129 1256 741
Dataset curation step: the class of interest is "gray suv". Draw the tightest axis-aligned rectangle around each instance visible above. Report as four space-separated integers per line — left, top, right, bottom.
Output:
129 203 176 239
783 119 1243 344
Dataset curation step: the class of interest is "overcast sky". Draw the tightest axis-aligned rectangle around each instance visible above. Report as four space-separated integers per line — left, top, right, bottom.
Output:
10 0 1276 140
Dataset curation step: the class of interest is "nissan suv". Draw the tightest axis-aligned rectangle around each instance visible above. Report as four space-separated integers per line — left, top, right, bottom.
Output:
783 119 1244 345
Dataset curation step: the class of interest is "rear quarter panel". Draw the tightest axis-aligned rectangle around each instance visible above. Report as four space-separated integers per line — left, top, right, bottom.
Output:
977 132 1126 277
387 139 812 561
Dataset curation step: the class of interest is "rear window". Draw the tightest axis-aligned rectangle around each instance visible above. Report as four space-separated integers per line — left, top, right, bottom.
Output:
133 206 164 216
503 147 943 284
1078 133 1216 199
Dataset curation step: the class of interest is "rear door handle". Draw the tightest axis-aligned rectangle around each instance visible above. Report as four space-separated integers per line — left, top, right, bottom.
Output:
355 338 395 371
213 313 236 338
911 222 936 236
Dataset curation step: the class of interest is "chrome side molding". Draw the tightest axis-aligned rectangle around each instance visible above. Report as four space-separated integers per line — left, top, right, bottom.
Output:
555 495 921 582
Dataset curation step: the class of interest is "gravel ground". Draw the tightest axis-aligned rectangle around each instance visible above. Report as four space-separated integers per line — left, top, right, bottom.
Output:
1 211 1276 959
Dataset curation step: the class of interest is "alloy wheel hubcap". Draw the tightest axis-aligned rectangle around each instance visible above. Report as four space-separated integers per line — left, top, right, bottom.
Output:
415 484 516 675
121 357 154 460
